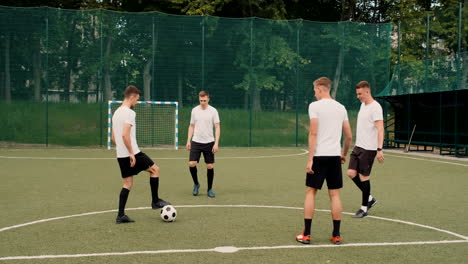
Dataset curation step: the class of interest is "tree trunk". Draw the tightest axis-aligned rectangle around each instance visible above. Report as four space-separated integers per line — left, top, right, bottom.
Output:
341 0 356 21
104 71 112 101
252 86 261 111
4 34 11 102
331 48 344 99
244 91 249 110
178 71 183 107
33 41 41 102
88 74 97 103
143 59 152 101
68 72 75 102
64 21 78 103
103 36 112 101
461 53 467 90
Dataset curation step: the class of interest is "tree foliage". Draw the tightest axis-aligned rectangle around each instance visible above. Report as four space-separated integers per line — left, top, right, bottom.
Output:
0 0 465 105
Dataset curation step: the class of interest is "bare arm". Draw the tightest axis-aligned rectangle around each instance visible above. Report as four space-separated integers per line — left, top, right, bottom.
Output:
375 120 384 163
122 124 136 167
111 128 116 145
186 124 195 150
341 120 352 164
306 118 318 174
212 123 220 153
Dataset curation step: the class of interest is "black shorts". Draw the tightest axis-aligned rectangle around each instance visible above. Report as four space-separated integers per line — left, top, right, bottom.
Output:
189 141 215 164
348 146 377 176
306 156 343 190
117 152 154 178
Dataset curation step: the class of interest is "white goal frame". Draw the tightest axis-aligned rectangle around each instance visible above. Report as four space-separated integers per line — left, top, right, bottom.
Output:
107 100 179 150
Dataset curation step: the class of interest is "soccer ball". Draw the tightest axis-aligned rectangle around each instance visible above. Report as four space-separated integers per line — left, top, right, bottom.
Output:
160 205 177 222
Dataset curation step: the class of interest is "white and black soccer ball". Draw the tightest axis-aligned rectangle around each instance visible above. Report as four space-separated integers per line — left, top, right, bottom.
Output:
160 205 177 222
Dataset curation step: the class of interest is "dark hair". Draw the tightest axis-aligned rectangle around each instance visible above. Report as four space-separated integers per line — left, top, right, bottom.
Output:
355 81 370 89
124 85 141 98
198 90 209 97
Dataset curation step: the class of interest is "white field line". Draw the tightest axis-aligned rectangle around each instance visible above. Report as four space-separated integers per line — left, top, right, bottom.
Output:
1 205 467 261
1 240 468 260
0 149 308 160
2 149 468 168
2 205 467 241
385 153 468 167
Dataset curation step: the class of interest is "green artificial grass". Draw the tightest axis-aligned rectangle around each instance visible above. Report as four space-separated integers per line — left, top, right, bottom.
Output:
0 148 467 263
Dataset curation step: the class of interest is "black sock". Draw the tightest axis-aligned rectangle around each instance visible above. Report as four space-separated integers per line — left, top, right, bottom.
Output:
118 188 130 217
150 177 159 203
361 180 370 207
207 168 214 190
352 176 364 191
304 218 312 236
189 166 199 185
332 220 341 237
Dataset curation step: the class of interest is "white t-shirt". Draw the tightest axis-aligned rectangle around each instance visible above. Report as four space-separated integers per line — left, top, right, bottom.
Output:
355 100 383 150
190 105 220 144
308 99 348 156
112 106 140 158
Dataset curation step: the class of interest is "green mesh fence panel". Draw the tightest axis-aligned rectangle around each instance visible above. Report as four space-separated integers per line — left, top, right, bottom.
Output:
378 52 467 97
377 53 468 151
375 2 467 154
109 101 177 149
0 6 392 147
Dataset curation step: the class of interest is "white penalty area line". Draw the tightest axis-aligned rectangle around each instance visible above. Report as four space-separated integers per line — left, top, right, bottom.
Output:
0 149 308 160
1 240 468 260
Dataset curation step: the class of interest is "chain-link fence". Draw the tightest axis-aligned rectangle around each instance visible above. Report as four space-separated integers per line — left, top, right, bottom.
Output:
377 3 467 155
0 6 392 147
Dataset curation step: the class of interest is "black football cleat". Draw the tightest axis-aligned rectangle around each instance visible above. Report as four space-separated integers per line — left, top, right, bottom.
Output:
368 198 378 210
352 209 368 218
151 199 171 209
116 215 135 224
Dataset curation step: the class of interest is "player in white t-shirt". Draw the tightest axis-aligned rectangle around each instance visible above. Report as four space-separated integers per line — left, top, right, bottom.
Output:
186 91 220 198
347 81 385 218
296 77 352 245
111 85 170 224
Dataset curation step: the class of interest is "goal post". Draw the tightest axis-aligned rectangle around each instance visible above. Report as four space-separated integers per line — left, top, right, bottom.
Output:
108 101 179 150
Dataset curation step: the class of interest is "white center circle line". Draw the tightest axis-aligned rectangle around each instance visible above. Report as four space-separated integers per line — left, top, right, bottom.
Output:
1 204 467 261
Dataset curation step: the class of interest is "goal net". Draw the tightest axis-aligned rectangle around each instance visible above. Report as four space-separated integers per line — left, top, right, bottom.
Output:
107 101 179 150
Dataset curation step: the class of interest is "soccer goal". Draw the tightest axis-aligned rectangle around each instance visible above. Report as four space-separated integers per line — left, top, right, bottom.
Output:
107 101 179 150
